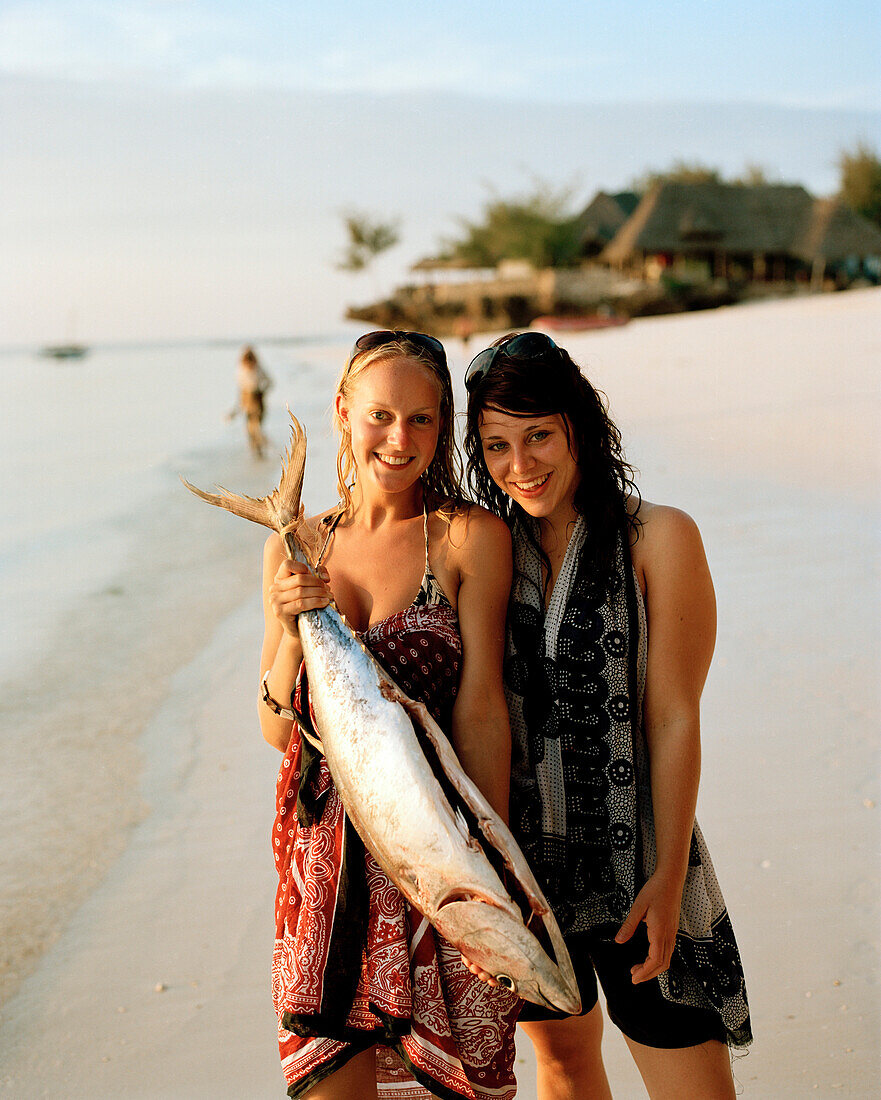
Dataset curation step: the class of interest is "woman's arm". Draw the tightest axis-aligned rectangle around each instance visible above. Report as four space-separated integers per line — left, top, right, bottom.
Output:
259 532 331 751
449 507 514 823
616 505 716 983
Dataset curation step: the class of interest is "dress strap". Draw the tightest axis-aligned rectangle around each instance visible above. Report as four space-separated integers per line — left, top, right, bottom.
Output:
415 503 452 609
422 506 432 571
315 508 344 567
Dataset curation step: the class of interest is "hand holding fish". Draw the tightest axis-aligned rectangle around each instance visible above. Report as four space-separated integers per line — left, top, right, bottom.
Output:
463 955 500 987
269 559 332 637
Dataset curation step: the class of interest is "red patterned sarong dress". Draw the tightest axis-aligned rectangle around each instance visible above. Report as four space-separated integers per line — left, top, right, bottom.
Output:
271 546 520 1099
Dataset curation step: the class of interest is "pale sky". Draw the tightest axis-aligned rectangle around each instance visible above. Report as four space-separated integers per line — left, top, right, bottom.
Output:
1 1 879 344
0 0 878 108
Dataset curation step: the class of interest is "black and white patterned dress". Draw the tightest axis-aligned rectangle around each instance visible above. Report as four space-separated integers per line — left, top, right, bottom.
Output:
505 516 752 1047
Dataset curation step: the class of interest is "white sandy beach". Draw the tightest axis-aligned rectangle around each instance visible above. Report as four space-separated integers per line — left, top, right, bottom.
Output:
1 290 879 1097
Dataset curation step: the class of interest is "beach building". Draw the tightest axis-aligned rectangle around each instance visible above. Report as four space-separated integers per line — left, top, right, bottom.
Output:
575 191 641 258
347 258 629 333
601 181 881 289
346 182 881 334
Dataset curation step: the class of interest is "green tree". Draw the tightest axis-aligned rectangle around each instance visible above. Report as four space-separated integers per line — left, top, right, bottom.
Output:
838 142 881 228
338 211 401 272
731 163 771 186
439 184 582 269
629 159 722 193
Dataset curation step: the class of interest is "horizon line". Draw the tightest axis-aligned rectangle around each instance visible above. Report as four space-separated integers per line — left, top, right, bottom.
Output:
1 71 878 116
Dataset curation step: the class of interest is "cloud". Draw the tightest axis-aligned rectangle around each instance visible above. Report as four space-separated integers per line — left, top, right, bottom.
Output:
0 0 238 82
0 2 633 101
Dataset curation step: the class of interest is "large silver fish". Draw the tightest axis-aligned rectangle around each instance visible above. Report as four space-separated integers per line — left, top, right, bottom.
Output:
183 413 581 1014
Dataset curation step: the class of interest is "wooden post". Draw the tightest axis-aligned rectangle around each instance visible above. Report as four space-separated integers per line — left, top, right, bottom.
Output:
811 255 825 291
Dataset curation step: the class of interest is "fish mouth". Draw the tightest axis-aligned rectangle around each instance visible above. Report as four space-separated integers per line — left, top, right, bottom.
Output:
437 887 510 912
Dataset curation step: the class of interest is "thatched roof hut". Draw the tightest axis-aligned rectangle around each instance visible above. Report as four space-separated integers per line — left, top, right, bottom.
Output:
794 196 881 263
575 191 640 256
602 182 881 273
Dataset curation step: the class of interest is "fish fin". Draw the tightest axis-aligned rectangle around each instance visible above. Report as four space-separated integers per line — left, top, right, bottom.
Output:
453 805 472 842
182 412 320 566
274 409 307 528
180 478 275 528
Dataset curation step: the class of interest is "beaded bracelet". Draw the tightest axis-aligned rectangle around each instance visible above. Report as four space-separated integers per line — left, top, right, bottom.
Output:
261 670 295 720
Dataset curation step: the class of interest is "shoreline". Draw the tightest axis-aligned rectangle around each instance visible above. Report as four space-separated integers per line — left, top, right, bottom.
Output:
0 445 271 1010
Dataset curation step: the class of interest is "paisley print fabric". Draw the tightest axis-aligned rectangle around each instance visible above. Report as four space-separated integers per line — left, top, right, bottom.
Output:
505 516 752 1048
272 579 520 1098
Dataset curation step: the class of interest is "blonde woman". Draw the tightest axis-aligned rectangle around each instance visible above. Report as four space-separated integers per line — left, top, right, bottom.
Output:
259 332 519 1099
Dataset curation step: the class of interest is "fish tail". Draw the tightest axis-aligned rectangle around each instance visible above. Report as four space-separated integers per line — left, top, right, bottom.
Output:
276 409 307 525
276 410 312 563
180 478 276 528
183 410 316 565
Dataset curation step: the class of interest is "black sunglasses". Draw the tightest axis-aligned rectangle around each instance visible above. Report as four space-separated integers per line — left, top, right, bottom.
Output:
464 332 558 391
347 329 447 370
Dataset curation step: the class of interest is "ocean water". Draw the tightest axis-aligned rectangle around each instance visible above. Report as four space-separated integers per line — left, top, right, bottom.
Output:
0 333 355 1003
0 338 356 676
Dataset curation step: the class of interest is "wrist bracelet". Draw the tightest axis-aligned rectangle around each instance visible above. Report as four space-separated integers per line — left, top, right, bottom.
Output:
261 670 295 720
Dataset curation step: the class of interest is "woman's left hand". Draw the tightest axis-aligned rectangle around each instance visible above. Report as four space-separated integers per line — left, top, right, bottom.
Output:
615 870 684 984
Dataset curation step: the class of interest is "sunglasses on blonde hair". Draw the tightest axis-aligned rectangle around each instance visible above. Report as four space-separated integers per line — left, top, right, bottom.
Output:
347 330 447 371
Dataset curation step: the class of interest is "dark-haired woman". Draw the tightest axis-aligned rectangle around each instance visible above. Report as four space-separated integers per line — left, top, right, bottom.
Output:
464 333 751 1099
261 332 519 1098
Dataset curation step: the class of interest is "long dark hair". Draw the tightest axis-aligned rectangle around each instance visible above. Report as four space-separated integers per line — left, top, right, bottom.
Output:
464 335 641 581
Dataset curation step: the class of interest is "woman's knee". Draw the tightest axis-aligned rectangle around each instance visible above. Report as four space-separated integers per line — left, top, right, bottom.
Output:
522 1004 605 1068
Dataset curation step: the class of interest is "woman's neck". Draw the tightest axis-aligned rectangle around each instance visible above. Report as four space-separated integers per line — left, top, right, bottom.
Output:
537 506 580 560
350 481 424 530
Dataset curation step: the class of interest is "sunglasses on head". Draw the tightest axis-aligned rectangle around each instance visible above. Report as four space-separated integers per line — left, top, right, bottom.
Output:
464 332 558 391
348 330 447 371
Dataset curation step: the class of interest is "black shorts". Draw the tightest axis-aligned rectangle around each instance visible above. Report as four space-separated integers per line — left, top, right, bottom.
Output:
520 926 728 1049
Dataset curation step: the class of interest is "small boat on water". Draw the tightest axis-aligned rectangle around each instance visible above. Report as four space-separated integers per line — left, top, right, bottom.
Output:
530 314 630 333
41 343 89 360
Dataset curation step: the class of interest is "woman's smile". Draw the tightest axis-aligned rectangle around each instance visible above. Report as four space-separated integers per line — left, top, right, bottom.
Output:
512 471 551 493
374 452 414 467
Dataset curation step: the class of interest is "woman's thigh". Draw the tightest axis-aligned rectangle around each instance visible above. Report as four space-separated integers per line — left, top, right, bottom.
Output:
519 1005 612 1099
303 1045 377 1100
622 1035 735 1100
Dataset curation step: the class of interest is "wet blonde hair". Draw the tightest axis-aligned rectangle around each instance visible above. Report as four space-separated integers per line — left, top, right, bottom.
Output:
332 336 463 518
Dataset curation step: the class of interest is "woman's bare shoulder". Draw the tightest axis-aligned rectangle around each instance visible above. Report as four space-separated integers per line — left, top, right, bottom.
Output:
631 500 707 571
446 503 511 556
636 499 700 534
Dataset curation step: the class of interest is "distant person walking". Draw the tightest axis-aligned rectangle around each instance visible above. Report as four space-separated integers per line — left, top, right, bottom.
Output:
237 345 272 458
